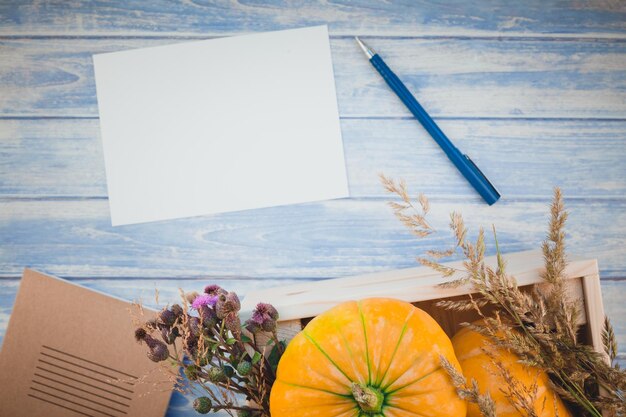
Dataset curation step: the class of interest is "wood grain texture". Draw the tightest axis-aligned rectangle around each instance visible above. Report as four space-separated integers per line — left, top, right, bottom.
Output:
1 118 626 198
1 198 625 279
1 0 625 37
2 37 625 118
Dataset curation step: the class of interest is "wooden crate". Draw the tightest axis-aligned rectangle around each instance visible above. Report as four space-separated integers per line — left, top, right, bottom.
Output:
241 250 607 356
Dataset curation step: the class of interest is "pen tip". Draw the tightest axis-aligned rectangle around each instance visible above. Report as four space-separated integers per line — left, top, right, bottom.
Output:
354 36 375 59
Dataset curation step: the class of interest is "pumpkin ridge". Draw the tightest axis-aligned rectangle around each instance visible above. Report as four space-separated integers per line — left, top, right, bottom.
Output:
275 403 356 412
303 330 354 383
306 356 358 389
276 370 351 398
374 309 414 387
357 300 372 385
380 354 432 392
280 381 354 399
384 366 442 396
384 403 431 417
332 320 366 384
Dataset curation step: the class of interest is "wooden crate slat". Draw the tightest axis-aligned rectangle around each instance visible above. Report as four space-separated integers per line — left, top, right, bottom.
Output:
240 251 596 320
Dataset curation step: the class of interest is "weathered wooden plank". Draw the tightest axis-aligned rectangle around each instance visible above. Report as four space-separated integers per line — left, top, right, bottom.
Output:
0 1 624 37
0 119 105 196
1 198 624 279
1 38 625 118
2 118 625 199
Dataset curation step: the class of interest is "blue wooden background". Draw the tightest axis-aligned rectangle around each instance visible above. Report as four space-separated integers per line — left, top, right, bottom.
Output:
1 1 625 415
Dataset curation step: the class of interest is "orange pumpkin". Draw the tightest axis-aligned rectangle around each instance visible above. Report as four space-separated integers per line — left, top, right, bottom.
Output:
270 298 466 417
452 324 572 417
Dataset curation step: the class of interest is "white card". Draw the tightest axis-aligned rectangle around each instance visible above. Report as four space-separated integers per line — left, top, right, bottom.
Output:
93 25 349 226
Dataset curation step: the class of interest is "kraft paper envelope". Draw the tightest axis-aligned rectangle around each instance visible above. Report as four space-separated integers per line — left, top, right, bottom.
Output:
0 269 174 417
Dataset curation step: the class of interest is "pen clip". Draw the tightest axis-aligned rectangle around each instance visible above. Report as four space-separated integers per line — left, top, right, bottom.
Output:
463 154 501 197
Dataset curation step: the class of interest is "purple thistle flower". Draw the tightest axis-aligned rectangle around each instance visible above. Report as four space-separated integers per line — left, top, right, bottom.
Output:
204 284 227 296
251 303 279 332
191 294 218 309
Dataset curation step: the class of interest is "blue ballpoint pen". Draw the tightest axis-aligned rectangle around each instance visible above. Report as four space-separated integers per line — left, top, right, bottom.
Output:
355 37 501 205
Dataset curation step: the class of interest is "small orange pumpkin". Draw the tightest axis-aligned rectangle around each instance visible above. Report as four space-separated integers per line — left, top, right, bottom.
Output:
270 298 466 417
452 323 572 417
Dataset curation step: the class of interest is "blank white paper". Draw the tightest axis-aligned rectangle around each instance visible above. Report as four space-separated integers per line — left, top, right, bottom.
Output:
93 25 348 226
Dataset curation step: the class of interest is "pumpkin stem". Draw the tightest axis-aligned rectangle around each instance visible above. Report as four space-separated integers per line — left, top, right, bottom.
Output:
351 382 384 414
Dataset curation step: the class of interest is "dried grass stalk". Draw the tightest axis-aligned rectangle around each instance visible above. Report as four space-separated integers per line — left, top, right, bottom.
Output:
382 178 626 417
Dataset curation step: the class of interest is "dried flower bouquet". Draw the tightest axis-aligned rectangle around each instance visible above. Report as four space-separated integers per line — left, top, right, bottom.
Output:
134 286 282 416
133 178 626 416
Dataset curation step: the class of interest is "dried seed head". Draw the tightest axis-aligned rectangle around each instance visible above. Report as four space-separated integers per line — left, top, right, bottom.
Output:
158 308 176 327
204 284 227 296
193 397 212 414
144 335 169 362
224 313 242 339
215 292 240 319
170 304 184 317
134 327 147 342
198 305 218 328
237 361 252 376
207 366 227 383
187 316 201 337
